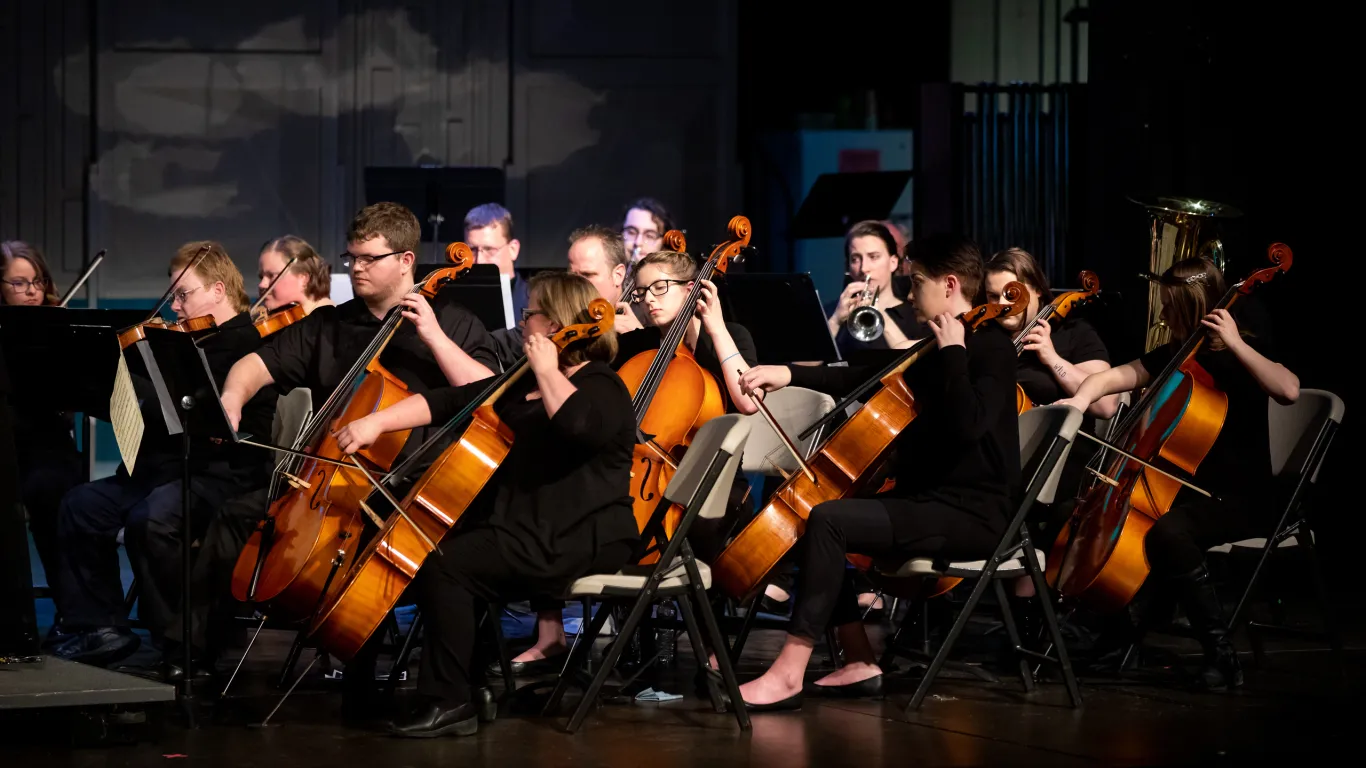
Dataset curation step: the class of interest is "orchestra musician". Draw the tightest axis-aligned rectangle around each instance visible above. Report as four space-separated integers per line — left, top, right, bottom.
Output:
256 235 334 315
489 224 645 369
1 241 82 642
332 271 638 738
50 242 278 672
1057 257 1300 691
218 202 499 708
464 203 530 323
825 221 921 357
733 235 1019 708
621 197 675 264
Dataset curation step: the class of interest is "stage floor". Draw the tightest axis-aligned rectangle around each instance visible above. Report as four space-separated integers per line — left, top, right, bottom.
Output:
1 603 1359 766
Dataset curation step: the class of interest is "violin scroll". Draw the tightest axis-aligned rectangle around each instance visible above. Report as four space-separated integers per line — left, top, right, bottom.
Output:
663 230 687 253
961 280 1029 329
1238 242 1293 295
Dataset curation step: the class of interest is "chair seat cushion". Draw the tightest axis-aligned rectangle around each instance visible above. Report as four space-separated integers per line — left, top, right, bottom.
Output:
564 561 711 597
1207 529 1314 555
875 548 1045 580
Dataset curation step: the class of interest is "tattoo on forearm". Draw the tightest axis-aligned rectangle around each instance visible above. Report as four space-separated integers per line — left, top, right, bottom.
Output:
1054 363 1066 379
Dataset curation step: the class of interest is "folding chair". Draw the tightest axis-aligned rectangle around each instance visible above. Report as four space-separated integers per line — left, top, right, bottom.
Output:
1207 389 1344 669
543 414 752 734
873 404 1085 712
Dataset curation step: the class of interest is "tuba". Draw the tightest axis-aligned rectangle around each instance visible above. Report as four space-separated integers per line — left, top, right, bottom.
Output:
1131 196 1242 351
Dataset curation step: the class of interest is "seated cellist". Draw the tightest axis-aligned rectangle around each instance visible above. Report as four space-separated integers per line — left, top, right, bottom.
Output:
732 234 1019 708
1057 256 1299 690
332 272 639 737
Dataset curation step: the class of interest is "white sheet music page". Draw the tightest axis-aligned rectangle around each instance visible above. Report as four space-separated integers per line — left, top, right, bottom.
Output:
109 352 145 474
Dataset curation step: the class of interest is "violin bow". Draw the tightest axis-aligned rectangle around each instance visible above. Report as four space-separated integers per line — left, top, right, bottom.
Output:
145 243 212 322
249 255 298 318
58 249 107 308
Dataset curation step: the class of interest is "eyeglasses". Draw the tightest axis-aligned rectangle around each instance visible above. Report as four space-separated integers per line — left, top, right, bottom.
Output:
520 307 547 322
622 226 661 243
1 278 43 292
340 250 403 268
629 279 689 303
471 244 508 259
170 285 204 305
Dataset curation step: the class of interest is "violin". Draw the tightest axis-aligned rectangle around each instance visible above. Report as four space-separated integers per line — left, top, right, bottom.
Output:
711 283 1030 601
230 243 473 618
1050 244 1292 611
116 315 217 350
615 220 747 563
1015 271 1103 413
254 302 307 339
308 298 616 661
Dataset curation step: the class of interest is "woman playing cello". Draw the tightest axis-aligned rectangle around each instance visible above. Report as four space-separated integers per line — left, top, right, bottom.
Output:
333 272 638 737
1057 256 1299 690
732 235 1019 708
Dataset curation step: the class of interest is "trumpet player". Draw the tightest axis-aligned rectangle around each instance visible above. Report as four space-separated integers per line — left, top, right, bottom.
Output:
826 220 921 357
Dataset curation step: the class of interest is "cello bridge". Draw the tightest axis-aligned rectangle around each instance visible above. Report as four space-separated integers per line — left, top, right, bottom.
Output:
1088 467 1120 488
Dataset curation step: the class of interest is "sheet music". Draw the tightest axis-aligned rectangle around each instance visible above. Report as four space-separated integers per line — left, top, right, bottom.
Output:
109 353 145 475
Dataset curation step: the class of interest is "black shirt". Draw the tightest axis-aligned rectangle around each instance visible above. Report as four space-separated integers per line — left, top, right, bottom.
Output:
1137 297 1275 504
612 322 759 413
255 294 498 473
1016 317 1110 407
787 323 1021 532
423 360 638 586
489 302 653 372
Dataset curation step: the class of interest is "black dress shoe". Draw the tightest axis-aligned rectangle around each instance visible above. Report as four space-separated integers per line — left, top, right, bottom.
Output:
721 691 803 712
387 701 479 739
806 674 883 698
52 627 140 667
162 660 216 684
476 686 497 723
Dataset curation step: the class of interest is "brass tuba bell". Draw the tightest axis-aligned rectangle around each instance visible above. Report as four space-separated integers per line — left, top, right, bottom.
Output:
1130 196 1242 351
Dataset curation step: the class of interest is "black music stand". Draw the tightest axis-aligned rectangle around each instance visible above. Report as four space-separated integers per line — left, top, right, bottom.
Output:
418 263 513 331
132 328 238 726
364 166 507 262
790 171 912 239
717 273 841 364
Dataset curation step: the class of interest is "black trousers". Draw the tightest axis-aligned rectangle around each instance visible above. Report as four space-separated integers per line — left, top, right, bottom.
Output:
20 449 82 603
55 470 231 634
1145 495 1268 578
788 497 1002 641
160 486 269 653
418 528 633 706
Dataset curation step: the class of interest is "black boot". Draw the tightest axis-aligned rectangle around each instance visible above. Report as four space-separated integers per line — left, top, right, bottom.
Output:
1172 564 1243 691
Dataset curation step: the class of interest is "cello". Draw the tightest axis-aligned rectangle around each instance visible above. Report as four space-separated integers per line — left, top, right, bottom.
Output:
307 298 616 661
616 219 747 559
229 243 473 619
1014 270 1103 413
711 282 1029 601
1052 244 1292 611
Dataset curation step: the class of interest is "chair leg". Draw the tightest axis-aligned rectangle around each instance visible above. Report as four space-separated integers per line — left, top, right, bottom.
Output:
563 591 658 735
908 574 995 713
728 593 763 663
676 596 725 713
384 612 423 697
688 578 750 731
1300 526 1346 676
542 599 613 719
1024 540 1082 708
993 579 1034 693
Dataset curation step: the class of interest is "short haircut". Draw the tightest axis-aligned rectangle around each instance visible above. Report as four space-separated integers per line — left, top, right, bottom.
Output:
905 233 986 303
169 240 249 313
348 202 420 254
464 202 515 241
568 224 628 269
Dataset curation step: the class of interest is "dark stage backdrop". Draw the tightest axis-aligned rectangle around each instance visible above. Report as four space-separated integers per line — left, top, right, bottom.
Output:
1087 1 1357 586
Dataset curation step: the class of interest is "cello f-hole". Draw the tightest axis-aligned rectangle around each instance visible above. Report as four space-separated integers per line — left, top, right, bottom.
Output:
637 456 657 501
308 466 327 510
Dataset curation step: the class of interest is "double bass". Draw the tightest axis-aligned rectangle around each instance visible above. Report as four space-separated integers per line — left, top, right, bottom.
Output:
1014 271 1103 413
1052 244 1292 611
307 299 616 661
616 218 748 560
229 243 473 620
711 283 1029 601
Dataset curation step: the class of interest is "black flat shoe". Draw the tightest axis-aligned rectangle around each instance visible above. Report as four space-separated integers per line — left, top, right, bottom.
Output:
476 686 497 723
806 674 883 698
721 691 804 712
488 652 566 677
387 701 479 739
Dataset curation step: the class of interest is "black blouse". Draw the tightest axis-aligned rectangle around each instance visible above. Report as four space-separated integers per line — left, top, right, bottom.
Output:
1015 317 1110 407
423 360 639 585
787 324 1021 532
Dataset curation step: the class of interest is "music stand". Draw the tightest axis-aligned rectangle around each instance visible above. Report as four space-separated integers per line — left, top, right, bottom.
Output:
717 273 841 364
131 327 239 725
418 263 513 331
790 171 913 239
363 166 507 262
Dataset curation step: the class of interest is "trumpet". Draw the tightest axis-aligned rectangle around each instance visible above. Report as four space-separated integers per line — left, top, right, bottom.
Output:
847 278 884 342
